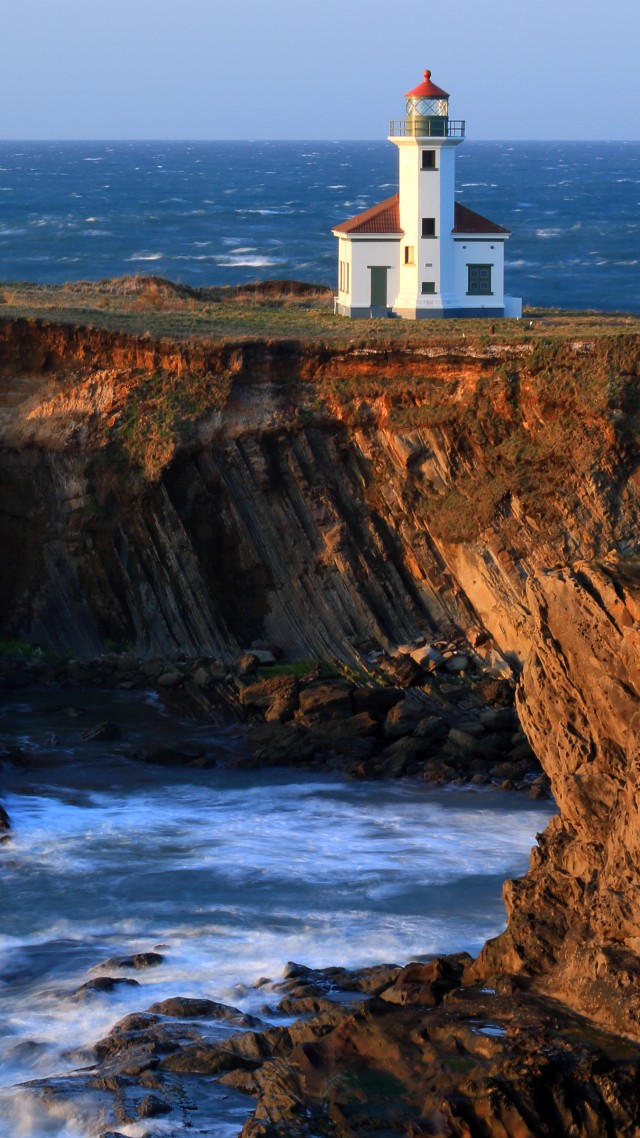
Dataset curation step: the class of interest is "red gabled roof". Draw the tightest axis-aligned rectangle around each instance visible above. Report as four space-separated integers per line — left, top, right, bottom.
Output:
333 193 403 236
405 69 449 99
452 202 510 235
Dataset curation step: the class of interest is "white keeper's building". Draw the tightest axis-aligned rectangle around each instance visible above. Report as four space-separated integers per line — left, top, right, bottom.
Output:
333 69 522 320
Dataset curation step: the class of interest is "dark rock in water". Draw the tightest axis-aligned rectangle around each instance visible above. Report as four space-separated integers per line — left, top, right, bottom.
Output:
95 952 164 971
146 996 264 1027
0 804 10 831
48 704 85 717
81 721 121 742
75 976 140 997
138 744 210 767
373 736 426 778
136 1094 171 1119
247 723 317 767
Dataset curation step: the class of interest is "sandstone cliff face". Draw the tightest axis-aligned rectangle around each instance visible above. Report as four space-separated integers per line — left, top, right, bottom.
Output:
0 319 638 667
1 317 640 1039
471 559 640 1037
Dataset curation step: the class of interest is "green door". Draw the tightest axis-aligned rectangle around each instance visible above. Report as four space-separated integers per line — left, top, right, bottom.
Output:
370 266 388 307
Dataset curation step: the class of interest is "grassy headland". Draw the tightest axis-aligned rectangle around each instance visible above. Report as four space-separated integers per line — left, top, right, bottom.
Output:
1 275 639 344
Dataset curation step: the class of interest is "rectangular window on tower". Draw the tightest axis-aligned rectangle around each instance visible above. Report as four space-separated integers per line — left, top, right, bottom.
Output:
467 264 492 295
421 217 436 238
404 245 415 265
421 281 436 294
421 150 436 169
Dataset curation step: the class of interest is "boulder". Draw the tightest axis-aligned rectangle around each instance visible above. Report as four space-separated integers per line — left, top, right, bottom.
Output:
236 653 259 677
384 654 424 686
413 715 448 742
138 744 209 767
95 952 164 971
410 645 445 668
146 997 264 1027
156 671 182 687
297 680 353 719
241 675 298 710
383 698 425 739
352 686 403 717
192 667 211 689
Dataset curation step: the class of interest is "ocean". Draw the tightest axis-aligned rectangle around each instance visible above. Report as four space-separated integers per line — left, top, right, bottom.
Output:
0 139 639 312
0 688 553 1138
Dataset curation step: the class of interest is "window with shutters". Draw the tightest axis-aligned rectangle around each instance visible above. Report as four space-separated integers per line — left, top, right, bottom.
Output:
467 264 492 295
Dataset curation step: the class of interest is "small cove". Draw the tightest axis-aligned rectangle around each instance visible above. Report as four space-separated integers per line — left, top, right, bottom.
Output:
0 689 554 1136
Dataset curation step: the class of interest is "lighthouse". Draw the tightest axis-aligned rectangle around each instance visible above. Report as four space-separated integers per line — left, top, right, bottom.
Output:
333 70 522 319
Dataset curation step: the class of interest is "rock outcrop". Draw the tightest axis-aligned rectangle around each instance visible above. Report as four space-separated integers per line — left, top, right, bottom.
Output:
471 558 640 1038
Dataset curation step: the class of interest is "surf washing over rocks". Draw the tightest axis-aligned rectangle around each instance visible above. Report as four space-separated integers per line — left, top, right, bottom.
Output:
0 689 552 1137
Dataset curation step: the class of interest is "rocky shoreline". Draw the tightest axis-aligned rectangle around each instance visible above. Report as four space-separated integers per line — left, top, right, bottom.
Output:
0 633 546 834
16 951 640 1138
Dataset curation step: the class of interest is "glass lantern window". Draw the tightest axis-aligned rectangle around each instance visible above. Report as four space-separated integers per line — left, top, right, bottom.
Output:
407 97 449 117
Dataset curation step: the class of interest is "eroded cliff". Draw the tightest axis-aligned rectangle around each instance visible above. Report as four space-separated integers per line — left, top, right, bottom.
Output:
1 316 640 1050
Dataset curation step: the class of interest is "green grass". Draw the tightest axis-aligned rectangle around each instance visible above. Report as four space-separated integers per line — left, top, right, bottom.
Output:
2 276 640 346
257 659 340 680
0 638 45 658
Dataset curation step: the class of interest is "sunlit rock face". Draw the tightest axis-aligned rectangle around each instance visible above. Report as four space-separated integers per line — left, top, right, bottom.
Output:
471 559 640 1038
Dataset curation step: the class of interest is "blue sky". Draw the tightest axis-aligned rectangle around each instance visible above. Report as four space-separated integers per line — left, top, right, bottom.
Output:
1 0 637 140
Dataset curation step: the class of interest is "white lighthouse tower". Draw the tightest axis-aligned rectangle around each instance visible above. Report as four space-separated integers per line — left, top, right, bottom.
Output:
333 70 521 320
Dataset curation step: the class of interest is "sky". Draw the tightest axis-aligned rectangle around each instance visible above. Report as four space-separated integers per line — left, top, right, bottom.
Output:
0 0 638 141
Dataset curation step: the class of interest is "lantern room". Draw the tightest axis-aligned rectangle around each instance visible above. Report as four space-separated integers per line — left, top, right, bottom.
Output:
391 69 465 139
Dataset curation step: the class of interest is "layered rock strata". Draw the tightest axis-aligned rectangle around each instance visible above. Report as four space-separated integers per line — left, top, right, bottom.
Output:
471 558 640 1038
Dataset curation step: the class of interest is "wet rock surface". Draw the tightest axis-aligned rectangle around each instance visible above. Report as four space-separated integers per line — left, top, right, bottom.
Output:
21 957 640 1138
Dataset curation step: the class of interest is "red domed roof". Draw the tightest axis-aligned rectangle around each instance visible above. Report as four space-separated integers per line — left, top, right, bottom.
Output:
405 69 449 99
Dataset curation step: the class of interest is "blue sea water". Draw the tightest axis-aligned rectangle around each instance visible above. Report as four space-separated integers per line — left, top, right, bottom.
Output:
0 139 639 311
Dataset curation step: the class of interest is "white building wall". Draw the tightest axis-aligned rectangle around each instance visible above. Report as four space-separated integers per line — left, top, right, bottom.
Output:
336 238 352 304
349 237 400 309
452 239 505 308
393 138 462 312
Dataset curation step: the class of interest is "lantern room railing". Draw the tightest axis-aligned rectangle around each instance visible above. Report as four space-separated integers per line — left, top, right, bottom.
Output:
389 119 465 138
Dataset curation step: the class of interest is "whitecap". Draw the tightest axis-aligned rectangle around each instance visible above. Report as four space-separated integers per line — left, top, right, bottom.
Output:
535 227 562 239
125 252 165 261
0 228 26 237
215 256 287 267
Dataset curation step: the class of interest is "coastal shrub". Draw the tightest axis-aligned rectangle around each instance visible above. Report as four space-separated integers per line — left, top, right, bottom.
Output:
0 638 44 658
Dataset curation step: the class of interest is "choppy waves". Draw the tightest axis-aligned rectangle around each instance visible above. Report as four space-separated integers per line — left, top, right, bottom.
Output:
0 139 638 308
